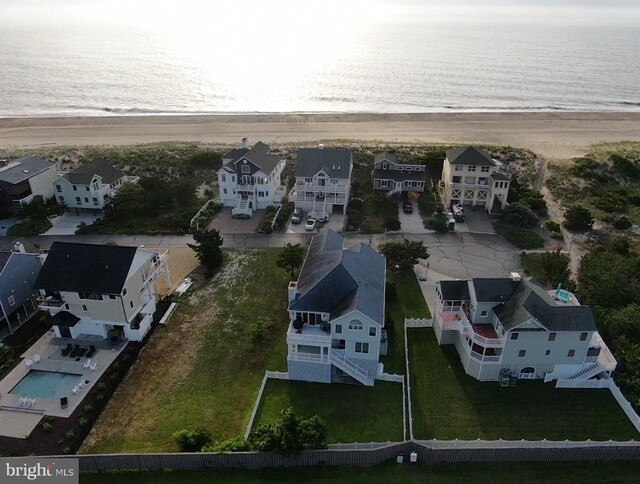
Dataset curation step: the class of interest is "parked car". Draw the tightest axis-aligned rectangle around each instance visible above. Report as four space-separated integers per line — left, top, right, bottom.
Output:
291 208 304 224
403 201 414 214
305 218 317 231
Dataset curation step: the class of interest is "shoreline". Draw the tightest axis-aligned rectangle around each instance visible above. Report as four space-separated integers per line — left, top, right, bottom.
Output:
1 112 640 159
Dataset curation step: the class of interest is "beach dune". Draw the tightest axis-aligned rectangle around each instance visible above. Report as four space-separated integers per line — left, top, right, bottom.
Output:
1 112 639 159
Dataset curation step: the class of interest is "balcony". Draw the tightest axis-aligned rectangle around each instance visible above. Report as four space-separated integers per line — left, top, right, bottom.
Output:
141 250 169 286
287 321 331 344
295 182 347 194
436 304 504 348
590 333 617 371
37 295 65 310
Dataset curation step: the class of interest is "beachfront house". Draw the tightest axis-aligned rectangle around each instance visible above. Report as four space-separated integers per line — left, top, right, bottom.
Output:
217 138 287 217
0 155 58 211
287 230 387 386
433 274 617 384
35 242 171 342
372 153 427 195
439 146 510 212
0 244 43 342
53 159 135 213
290 147 353 221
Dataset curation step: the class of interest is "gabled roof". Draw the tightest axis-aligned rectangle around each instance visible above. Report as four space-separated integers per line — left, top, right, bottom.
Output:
0 252 12 274
50 311 80 328
472 278 520 303
290 231 386 325
295 148 352 179
223 142 281 175
446 147 497 167
490 172 510 181
374 152 397 164
36 242 139 294
0 155 54 184
372 169 427 182
62 159 125 185
494 279 597 332
439 280 470 301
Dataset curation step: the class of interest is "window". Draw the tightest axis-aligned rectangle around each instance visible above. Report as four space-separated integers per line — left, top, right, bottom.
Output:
355 342 369 354
59 196 65 203
481 166 490 172
56 184 62 192
545 350 551 356
129 301 134 308
82 304 88 312
103 194 109 201
108 295 117 300
231 176 235 182
122 288 127 296
73 185 77 191
454 165 463 171
369 327 376 337
75 197 81 203
241 164 251 174
85 186 90 191
518 350 526 357
348 320 363 331
480 310 488 317
221 174 226 183
468 166 476 172
580 332 588 341
335 324 342 334
331 178 338 185
223 188 227 194
84 197 89 203
258 191 264 197
510 333 519 340
380 180 389 188
92 197 98 205
304 177 313 183
7 295 15 306
265 190 269 197
548 332 557 341
568 349 576 357
93 182 99 190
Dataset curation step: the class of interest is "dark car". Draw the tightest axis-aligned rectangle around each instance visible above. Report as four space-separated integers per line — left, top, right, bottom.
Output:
403 201 413 214
291 208 304 224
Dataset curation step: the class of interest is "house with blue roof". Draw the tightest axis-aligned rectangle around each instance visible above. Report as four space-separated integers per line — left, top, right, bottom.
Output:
286 230 387 386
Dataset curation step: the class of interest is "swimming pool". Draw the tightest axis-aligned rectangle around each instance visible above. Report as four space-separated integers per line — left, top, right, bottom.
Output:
10 370 82 399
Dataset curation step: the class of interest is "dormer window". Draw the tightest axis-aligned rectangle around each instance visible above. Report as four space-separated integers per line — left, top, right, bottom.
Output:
382 163 388 170
241 165 251 174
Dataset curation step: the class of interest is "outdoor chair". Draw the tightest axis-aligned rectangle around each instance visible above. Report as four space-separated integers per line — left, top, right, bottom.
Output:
33 354 41 363
86 345 97 358
24 359 33 367
90 362 98 372
77 347 87 357
70 345 80 358
83 359 92 369
72 386 80 395
61 343 73 356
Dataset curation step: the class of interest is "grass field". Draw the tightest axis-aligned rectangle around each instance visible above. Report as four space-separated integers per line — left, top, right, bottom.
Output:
494 222 544 249
253 379 404 443
383 270 431 374
408 329 638 441
82 460 640 484
81 249 291 453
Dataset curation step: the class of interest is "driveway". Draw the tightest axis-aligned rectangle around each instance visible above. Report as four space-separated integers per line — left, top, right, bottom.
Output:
286 213 345 234
454 209 496 235
207 207 264 234
43 212 101 236
397 200 427 233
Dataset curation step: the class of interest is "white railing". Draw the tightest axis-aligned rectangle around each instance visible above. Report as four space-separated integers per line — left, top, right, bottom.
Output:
295 182 347 193
469 348 502 363
290 352 329 362
556 379 612 389
405 318 433 328
442 310 504 348
141 251 169 286
376 373 404 383
331 350 370 383
418 438 640 449
265 370 289 380
591 333 617 371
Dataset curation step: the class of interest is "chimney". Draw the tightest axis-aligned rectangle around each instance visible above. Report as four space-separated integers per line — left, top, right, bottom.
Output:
13 242 26 254
288 281 299 303
241 137 250 150
510 272 521 282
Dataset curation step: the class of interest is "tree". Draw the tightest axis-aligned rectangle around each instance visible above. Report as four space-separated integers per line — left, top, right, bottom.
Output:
564 205 594 232
173 428 212 452
276 243 305 278
188 229 224 278
379 239 429 271
501 202 538 228
109 182 147 221
535 249 571 288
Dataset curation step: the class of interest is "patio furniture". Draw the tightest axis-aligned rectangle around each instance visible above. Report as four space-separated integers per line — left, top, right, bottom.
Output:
89 362 98 372
24 359 33 367
19 397 27 406
77 347 87 357
72 386 80 395
61 343 73 357
33 354 41 363
78 380 87 389
60 397 68 409
69 345 80 358
28 398 36 408
86 345 97 358
83 359 92 369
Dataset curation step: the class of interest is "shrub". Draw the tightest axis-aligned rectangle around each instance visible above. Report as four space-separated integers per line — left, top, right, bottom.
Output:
551 232 564 240
250 321 266 341
65 430 75 440
544 220 561 233
384 218 401 231
57 439 64 445
611 236 632 255
611 154 639 178
501 202 538 228
79 417 89 427
427 217 449 233
96 393 105 404
564 205 594 232
202 437 251 453
349 198 364 211
604 214 632 230
63 447 72 455
173 428 212 452
592 191 627 213
83 404 94 414
494 222 543 249
42 422 54 432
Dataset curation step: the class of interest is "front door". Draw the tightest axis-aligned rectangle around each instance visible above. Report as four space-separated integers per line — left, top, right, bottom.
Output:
59 326 72 338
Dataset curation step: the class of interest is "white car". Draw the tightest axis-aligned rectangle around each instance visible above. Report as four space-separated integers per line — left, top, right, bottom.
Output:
304 218 317 231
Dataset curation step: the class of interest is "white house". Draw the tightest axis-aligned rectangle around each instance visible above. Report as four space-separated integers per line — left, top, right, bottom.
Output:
217 139 287 217
287 230 387 386
35 242 171 343
439 146 510 212
433 274 617 384
0 155 58 210
53 159 134 212
289 147 353 221
372 152 427 195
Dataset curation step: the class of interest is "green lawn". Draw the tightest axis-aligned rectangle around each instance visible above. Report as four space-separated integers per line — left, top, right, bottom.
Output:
384 271 431 374
493 222 543 249
82 249 290 453
409 329 638 441
253 379 404 443
81 460 640 484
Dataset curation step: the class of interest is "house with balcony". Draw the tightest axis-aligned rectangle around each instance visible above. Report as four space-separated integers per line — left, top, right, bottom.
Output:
53 159 135 213
35 242 171 342
290 147 352 221
0 155 58 211
433 273 617 383
439 146 510 212
0 244 43 342
287 230 387 386
372 153 427 195
217 138 287 217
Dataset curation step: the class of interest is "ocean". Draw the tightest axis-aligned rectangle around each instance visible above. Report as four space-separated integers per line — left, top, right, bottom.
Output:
0 1 639 116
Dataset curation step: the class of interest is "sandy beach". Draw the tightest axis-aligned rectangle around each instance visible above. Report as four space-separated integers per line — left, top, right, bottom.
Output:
1 112 639 159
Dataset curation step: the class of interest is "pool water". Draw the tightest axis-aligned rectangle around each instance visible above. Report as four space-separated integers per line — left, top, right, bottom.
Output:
11 370 82 399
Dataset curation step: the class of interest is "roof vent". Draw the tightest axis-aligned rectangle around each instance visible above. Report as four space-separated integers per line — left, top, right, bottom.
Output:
23 170 29 173
510 272 521 282
319 143 324 150
337 165 341 170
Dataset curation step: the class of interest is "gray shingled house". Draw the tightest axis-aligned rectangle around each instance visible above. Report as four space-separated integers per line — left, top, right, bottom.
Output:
286 230 387 386
372 152 427 195
433 274 617 383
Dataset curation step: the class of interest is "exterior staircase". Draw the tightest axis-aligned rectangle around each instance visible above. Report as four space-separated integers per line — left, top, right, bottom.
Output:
566 363 603 381
309 195 329 221
331 349 374 386
386 182 403 197
232 197 252 217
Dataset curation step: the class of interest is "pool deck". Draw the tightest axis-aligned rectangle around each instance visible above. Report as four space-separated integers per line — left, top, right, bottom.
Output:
0 330 126 438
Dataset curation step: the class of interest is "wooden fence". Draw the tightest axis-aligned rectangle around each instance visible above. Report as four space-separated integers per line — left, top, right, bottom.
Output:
75 439 640 472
